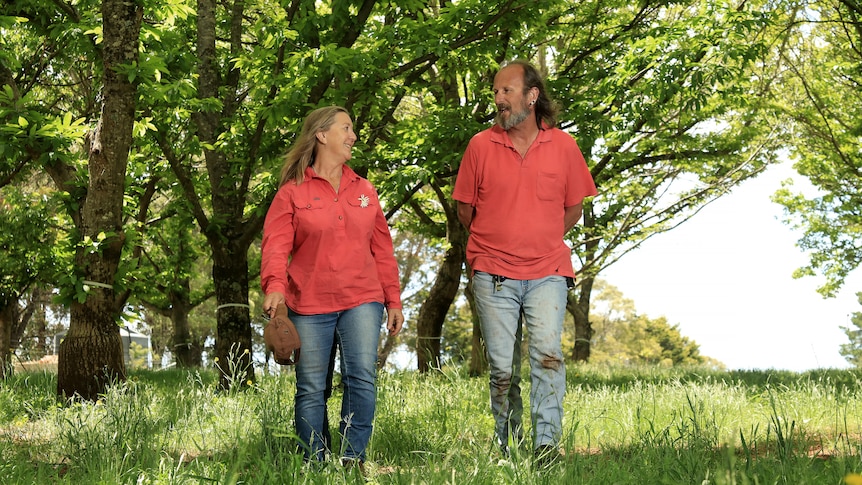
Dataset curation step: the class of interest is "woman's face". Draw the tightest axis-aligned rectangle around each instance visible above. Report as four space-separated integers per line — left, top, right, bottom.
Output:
318 112 356 162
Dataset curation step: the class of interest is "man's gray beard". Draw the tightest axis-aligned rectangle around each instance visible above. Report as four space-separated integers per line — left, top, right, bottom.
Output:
496 106 530 130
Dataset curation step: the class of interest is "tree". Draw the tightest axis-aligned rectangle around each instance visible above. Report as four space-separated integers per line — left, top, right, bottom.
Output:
1 0 786 383
52 0 144 399
131 204 214 368
369 2 575 371
839 293 862 367
10 287 60 362
3 0 549 381
0 6 89 380
135 0 781 373
644 317 704 366
549 0 780 361
397 0 780 366
3 0 148 397
379 226 437 369
413 197 469 371
0 186 59 378
770 0 862 297
588 279 709 367
143 0 551 379
588 280 639 364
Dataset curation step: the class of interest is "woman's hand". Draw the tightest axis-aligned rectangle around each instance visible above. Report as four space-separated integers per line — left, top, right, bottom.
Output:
386 308 404 336
262 292 285 318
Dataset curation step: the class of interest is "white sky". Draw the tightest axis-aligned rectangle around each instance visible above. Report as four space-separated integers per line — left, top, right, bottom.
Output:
600 162 862 371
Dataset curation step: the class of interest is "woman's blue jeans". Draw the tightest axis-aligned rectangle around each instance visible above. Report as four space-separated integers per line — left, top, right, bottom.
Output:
289 302 383 461
472 272 567 451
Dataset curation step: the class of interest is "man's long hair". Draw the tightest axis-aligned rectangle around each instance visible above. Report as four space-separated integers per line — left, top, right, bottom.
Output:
505 59 559 128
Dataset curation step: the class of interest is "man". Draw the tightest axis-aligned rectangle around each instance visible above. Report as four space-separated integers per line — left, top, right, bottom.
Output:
453 60 597 462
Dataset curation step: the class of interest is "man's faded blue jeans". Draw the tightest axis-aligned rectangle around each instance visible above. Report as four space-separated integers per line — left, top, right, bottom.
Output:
289 302 383 462
472 271 567 451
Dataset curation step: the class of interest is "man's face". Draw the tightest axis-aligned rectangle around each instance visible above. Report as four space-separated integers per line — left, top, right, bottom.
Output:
493 65 532 131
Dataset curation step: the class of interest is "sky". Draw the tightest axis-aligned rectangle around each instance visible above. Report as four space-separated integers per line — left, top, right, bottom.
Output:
601 162 862 372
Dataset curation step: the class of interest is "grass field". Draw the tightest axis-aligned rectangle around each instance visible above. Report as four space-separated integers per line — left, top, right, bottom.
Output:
2 364 862 484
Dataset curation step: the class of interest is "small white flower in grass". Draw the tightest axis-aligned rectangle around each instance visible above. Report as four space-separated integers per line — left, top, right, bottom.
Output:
358 194 370 208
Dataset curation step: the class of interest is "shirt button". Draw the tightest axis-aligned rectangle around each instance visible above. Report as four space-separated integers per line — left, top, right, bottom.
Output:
334 198 338 202
306 204 311 208
338 215 343 220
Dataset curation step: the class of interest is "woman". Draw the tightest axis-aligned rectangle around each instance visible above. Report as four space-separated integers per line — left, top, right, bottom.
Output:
261 106 404 466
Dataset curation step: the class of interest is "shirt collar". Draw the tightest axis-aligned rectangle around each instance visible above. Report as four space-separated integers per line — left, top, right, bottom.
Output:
304 164 361 184
489 121 551 147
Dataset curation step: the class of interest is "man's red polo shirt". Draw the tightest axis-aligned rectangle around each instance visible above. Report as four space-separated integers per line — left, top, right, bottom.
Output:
453 124 597 280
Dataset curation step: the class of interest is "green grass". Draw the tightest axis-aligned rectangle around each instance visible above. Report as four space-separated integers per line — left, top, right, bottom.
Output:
2 364 862 484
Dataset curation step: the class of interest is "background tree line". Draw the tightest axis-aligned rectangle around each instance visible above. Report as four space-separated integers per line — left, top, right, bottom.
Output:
1 0 860 398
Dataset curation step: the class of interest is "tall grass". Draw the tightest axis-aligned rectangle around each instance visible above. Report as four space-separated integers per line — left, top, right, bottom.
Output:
2 365 862 484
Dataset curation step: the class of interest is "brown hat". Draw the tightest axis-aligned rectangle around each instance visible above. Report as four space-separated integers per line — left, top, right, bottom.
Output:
264 303 301 365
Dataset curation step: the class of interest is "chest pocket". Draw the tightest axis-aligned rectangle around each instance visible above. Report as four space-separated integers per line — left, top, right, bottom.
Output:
345 194 378 235
292 196 327 233
537 171 564 202
346 194 377 209
294 197 326 211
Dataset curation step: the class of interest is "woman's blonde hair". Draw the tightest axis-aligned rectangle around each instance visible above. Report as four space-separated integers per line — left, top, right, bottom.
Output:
279 106 350 186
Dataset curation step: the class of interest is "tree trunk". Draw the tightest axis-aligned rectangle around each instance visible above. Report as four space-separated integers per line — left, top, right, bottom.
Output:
32 293 50 359
191 0 255 390
10 295 28 353
416 209 468 372
57 309 125 399
212 244 254 389
569 201 598 362
0 301 13 379
170 281 203 368
11 287 47 355
56 0 141 400
568 275 595 362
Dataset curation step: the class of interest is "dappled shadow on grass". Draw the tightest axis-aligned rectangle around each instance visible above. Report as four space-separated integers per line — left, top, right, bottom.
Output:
5 433 857 485
586 436 859 484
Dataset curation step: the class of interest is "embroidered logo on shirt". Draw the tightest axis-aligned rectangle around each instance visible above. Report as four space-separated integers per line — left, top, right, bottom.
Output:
358 194 370 208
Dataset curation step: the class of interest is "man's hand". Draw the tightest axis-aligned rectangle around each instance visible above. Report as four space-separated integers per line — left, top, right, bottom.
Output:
386 308 405 336
457 201 474 229
564 203 584 233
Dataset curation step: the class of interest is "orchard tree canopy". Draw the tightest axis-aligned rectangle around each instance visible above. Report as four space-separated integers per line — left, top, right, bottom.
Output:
770 0 862 297
1 0 796 389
